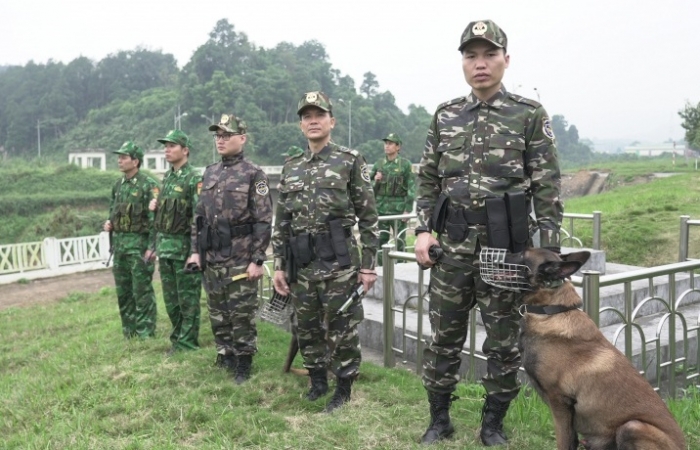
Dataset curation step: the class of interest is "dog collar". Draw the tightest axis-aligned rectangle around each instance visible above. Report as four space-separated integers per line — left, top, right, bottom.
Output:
518 304 581 316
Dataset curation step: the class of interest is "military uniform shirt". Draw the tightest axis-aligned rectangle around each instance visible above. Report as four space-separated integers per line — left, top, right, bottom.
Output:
416 86 563 254
191 154 273 267
155 162 201 260
272 143 379 280
109 171 159 255
370 155 416 215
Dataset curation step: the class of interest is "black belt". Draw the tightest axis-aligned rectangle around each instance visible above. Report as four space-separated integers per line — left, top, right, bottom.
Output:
231 224 253 237
294 227 352 238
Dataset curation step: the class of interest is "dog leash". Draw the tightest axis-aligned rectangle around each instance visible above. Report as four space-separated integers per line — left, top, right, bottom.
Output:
419 245 479 271
518 304 581 316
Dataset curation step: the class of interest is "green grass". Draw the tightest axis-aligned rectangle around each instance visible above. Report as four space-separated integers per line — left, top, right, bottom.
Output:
1 285 698 449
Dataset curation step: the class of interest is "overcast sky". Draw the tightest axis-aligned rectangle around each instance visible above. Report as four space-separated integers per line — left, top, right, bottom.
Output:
3 0 699 147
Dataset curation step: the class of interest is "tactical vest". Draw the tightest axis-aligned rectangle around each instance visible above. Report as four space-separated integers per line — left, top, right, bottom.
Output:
375 159 408 197
111 184 150 233
154 192 193 235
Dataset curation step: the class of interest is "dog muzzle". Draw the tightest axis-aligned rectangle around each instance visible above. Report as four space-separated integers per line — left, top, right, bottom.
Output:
479 247 532 292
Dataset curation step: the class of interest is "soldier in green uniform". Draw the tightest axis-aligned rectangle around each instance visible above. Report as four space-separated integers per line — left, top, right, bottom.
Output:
370 133 415 265
149 129 202 354
414 20 563 446
103 141 160 338
271 91 379 413
186 114 273 384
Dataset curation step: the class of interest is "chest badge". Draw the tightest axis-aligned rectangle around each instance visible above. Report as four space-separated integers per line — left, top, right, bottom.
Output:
255 180 269 196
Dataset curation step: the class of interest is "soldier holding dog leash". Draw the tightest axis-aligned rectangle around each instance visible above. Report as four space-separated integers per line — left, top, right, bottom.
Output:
414 20 563 446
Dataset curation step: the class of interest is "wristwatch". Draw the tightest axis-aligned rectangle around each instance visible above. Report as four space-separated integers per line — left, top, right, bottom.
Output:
254 258 265 266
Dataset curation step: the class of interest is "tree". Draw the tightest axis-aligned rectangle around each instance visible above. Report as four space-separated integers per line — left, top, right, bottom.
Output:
360 72 379 98
679 101 700 149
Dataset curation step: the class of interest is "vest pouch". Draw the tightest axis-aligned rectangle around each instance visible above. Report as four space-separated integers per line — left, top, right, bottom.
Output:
314 233 336 262
505 191 529 252
290 233 314 266
485 197 511 250
431 193 450 234
329 219 351 268
444 208 469 242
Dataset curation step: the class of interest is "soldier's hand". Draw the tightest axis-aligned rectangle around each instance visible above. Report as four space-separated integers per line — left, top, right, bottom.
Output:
103 220 113 232
148 198 157 211
246 262 264 282
358 270 377 293
415 232 439 268
185 254 201 270
374 171 383 181
143 249 156 263
273 270 290 296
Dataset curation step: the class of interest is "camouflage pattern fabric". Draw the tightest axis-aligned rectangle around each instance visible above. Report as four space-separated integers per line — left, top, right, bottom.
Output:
155 162 203 350
193 154 272 356
191 154 273 266
291 270 364 378
112 251 157 338
109 170 159 337
203 264 258 356
271 142 379 377
417 85 562 399
415 85 563 250
422 252 520 400
271 143 379 279
370 155 416 215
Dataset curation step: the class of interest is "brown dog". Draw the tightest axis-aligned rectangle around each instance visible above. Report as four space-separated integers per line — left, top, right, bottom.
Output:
509 248 686 450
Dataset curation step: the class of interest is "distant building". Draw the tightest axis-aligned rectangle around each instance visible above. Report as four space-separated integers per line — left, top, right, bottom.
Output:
68 151 106 171
623 142 690 157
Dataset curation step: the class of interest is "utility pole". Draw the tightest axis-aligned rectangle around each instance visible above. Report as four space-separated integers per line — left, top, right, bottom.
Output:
37 120 41 157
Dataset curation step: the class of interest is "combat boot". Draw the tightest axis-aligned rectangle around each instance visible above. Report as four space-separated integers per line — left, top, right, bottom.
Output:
305 368 329 401
420 392 456 444
480 394 511 446
235 355 252 385
214 353 237 374
324 376 352 413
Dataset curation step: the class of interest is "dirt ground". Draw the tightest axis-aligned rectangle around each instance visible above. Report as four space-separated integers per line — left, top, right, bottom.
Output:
0 269 116 311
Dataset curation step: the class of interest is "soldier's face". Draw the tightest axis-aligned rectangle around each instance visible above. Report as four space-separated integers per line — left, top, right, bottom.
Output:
164 142 188 165
299 107 335 142
384 141 400 157
461 41 509 98
117 154 138 174
216 132 246 157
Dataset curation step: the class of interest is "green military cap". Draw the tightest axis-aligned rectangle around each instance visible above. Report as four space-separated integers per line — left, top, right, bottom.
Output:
157 129 191 147
113 141 144 160
382 133 402 145
297 91 333 115
286 145 304 157
208 113 247 134
458 20 508 52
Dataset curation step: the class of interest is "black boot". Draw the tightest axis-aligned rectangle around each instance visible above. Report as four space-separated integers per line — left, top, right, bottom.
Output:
324 376 352 413
306 368 329 401
480 394 511 446
214 353 237 374
235 355 252 385
420 392 456 444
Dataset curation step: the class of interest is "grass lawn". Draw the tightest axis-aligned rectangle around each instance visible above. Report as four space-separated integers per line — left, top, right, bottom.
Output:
1 285 698 449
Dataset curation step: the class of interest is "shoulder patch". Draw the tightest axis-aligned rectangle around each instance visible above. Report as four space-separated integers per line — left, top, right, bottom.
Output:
436 96 467 112
360 164 371 183
337 146 360 158
542 117 555 141
507 93 541 109
255 179 269 196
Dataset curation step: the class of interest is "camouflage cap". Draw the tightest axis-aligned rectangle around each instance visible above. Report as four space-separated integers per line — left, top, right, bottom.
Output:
458 20 508 52
297 91 333 115
157 129 190 148
382 133 402 145
113 141 144 160
208 114 247 134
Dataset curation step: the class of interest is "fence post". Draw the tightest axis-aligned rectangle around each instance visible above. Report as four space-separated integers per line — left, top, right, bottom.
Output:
678 215 690 262
592 211 602 250
382 243 396 368
99 231 111 260
43 237 59 270
581 270 600 327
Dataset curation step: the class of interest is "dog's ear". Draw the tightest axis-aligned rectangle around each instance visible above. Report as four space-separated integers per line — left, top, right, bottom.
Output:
560 251 591 266
538 260 583 281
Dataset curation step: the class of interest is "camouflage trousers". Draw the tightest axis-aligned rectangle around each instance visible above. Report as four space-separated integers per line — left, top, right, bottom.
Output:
422 251 522 402
159 258 202 351
203 264 258 356
291 270 364 378
377 217 407 266
112 251 157 338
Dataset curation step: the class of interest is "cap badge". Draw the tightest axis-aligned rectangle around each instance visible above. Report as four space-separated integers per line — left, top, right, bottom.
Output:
220 114 230 124
306 92 318 103
472 21 487 36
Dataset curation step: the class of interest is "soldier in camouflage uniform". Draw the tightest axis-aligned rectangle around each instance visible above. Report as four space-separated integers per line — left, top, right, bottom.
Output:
414 20 563 446
370 133 415 265
186 114 272 384
149 129 202 354
103 141 160 338
271 91 379 413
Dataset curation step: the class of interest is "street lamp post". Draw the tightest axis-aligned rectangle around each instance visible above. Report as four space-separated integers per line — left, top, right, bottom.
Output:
36 120 41 158
201 114 216 163
533 87 541 102
174 104 188 129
